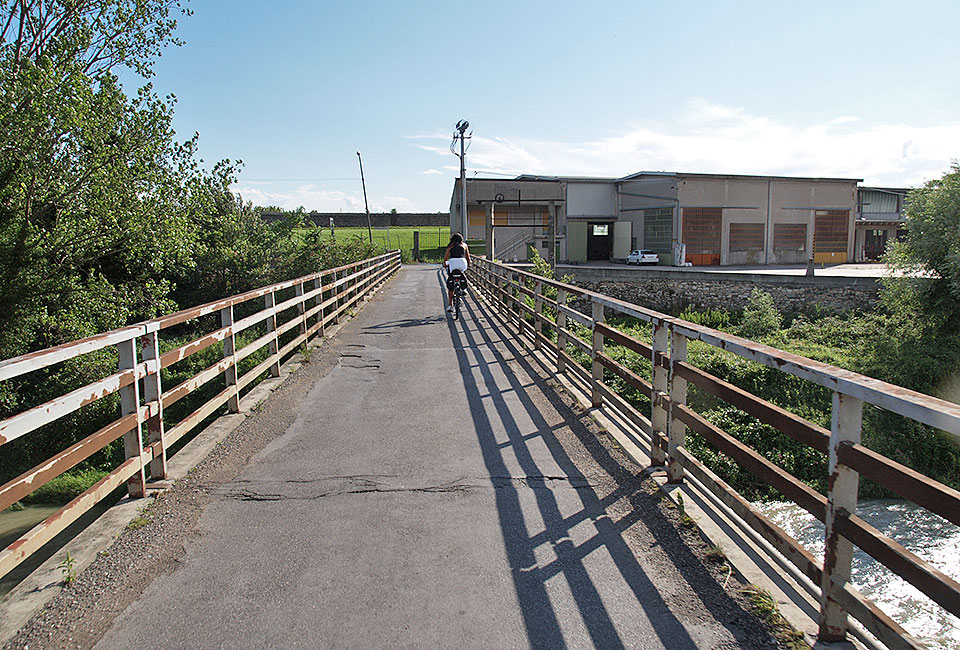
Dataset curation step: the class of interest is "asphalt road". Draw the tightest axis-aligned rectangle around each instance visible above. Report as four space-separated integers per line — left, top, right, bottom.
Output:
88 265 776 650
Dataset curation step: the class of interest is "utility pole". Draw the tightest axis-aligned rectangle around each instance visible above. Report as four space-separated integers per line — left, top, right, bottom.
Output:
450 120 471 237
357 151 372 243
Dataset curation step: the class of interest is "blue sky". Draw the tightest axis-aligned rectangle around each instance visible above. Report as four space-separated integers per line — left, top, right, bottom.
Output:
131 0 960 212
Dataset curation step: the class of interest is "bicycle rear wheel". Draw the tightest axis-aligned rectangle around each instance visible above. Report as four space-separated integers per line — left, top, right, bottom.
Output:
453 290 461 320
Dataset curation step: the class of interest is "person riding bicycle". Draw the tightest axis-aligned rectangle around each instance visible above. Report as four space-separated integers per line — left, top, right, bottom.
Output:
443 233 470 313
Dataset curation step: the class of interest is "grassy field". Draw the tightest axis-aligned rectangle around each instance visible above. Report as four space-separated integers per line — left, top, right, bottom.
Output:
307 226 451 262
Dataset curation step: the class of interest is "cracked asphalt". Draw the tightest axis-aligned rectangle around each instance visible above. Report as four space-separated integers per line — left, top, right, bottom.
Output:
6 265 782 650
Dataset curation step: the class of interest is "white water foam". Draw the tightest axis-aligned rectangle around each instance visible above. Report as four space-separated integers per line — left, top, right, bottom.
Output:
755 499 960 650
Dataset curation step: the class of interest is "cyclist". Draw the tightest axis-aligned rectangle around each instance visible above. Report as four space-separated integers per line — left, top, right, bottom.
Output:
443 233 470 313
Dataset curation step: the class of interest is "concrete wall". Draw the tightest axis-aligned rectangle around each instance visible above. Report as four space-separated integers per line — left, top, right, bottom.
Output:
618 175 679 254
678 176 768 266
451 178 563 244
567 182 617 218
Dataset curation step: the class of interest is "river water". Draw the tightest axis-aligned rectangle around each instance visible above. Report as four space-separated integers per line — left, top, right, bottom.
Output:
755 500 960 650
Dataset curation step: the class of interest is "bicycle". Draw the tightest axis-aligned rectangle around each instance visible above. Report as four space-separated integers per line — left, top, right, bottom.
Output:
449 269 466 320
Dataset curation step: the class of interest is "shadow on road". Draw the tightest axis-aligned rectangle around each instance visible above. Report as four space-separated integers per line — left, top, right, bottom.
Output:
436 269 777 649
435 269 690 649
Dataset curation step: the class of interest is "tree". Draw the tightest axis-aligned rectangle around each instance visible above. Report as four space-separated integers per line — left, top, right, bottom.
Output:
0 0 203 354
882 163 960 330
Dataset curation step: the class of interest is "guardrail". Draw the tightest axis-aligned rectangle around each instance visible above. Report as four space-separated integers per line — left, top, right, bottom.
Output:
469 256 960 650
0 250 400 582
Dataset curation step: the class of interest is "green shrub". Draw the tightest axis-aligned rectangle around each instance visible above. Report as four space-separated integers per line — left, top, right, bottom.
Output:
737 288 783 341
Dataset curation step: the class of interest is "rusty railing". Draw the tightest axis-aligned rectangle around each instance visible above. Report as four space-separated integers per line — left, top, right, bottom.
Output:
469 256 960 650
0 250 400 582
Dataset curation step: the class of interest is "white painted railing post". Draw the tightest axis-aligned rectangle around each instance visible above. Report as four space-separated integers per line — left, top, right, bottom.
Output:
651 322 669 466
142 330 167 481
556 287 567 374
496 269 510 320
667 328 687 483
117 338 146 498
534 279 543 349
220 305 240 413
513 273 522 334
265 290 280 377
314 277 323 336
334 269 342 324
819 391 863 642
296 281 307 340
591 300 604 408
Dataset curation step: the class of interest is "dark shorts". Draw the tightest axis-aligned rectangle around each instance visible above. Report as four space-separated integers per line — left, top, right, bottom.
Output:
446 270 467 291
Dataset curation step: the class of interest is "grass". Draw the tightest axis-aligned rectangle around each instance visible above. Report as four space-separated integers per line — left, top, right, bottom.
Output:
740 585 810 649
704 544 727 561
126 516 151 530
301 226 451 262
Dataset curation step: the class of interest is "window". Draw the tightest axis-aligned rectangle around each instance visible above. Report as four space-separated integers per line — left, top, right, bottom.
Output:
469 206 485 227
773 223 807 252
729 223 764 252
592 224 609 236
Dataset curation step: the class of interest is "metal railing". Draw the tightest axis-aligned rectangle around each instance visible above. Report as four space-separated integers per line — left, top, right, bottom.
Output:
469 255 960 650
0 251 400 582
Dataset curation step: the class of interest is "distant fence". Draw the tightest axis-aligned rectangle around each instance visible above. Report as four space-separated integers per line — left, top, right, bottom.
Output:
469 256 960 650
0 251 400 582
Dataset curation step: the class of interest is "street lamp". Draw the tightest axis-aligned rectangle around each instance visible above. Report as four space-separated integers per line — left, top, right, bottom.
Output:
450 120 471 238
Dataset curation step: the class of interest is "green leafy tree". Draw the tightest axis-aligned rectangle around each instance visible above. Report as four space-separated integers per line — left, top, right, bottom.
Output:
882 162 960 330
0 0 199 355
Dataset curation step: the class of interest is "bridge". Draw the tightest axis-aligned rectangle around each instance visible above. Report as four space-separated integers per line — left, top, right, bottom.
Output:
1 252 958 649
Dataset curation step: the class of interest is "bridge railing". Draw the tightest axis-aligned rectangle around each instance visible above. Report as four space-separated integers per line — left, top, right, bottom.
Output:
469 256 960 650
0 250 400 583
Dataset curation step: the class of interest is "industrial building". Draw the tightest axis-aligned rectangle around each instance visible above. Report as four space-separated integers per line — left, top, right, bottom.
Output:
450 171 867 266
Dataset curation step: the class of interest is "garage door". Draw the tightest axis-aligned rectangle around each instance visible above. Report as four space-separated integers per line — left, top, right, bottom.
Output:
682 207 721 266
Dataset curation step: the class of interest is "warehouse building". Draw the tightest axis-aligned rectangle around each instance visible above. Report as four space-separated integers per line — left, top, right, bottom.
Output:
450 171 862 266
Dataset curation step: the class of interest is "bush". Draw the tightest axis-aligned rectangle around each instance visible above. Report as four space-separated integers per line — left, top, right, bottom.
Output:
737 288 783 341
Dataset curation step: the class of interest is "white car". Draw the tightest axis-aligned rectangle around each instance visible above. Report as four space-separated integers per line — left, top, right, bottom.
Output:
626 249 659 265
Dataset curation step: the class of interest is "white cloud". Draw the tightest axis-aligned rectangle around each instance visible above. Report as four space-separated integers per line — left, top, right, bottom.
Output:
232 182 423 214
422 168 444 175
233 183 365 211
420 100 960 187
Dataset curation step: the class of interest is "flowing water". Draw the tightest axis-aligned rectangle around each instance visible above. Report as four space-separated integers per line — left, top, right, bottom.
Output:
755 499 960 650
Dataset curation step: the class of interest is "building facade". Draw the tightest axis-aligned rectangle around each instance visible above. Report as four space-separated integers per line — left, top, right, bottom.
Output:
854 187 909 262
450 171 863 266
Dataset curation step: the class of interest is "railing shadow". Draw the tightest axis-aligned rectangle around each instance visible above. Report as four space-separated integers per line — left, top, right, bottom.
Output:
361 316 446 331
488 299 792 645
436 270 730 649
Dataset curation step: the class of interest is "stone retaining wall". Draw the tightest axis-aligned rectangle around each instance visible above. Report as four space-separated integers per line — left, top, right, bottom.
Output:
561 268 881 315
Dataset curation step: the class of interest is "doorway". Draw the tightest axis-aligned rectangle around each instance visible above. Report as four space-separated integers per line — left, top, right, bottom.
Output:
587 223 613 260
